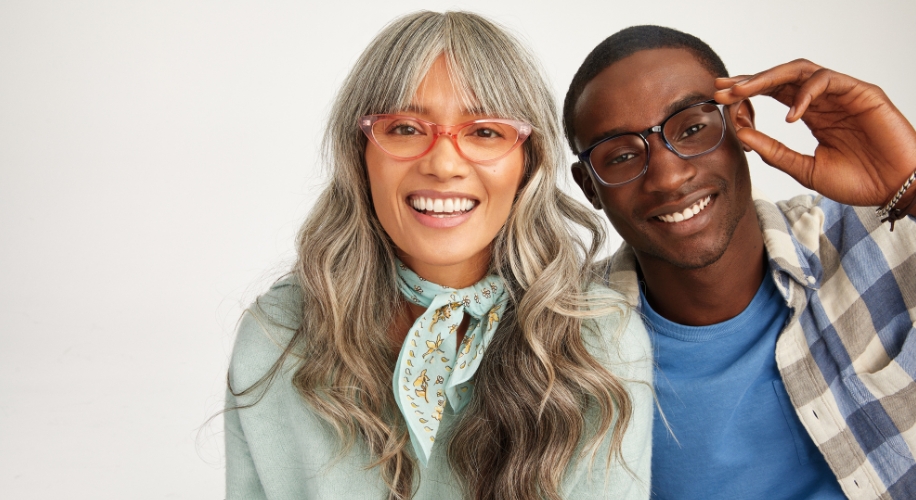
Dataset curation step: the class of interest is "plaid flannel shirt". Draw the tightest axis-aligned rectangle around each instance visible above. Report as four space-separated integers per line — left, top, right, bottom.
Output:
603 191 916 499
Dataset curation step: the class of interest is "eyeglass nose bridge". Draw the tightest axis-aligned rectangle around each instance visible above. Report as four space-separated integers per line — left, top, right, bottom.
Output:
640 124 683 158
424 126 464 156
428 123 461 137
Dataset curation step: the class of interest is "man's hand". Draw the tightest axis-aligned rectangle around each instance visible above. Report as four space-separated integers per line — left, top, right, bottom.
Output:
714 59 916 209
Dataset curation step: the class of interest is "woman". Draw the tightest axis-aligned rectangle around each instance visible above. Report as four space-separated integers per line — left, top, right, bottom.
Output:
225 11 652 500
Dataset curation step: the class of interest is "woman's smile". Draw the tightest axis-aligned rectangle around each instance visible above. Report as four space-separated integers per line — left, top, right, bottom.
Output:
406 191 479 228
408 194 478 217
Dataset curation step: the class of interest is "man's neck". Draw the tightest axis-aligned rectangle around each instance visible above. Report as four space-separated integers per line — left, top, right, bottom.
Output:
636 204 767 326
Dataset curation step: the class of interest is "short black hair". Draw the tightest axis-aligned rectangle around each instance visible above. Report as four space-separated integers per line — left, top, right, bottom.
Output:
563 25 728 152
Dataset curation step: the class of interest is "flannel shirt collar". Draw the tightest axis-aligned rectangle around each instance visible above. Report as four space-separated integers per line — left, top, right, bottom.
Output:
753 189 823 294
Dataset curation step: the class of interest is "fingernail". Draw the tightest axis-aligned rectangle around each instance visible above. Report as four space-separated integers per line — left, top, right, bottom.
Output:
735 78 751 86
786 106 796 120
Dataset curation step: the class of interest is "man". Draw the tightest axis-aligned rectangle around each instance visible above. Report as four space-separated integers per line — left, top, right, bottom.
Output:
563 26 916 499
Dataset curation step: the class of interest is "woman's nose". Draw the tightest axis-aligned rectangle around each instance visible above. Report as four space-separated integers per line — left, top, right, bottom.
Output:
417 134 471 180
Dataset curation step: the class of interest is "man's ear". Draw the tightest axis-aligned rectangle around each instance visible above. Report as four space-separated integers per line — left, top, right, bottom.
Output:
571 162 603 210
729 99 756 152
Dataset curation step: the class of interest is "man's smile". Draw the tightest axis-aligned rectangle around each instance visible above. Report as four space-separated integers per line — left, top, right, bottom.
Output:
655 195 712 223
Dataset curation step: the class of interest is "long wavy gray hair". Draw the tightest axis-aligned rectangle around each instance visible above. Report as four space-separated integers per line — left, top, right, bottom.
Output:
240 11 633 500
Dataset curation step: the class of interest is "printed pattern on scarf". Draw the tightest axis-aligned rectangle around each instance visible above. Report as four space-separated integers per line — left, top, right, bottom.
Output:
392 259 507 465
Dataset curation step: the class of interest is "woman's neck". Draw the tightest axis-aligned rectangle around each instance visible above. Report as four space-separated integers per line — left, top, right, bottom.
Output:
396 248 491 289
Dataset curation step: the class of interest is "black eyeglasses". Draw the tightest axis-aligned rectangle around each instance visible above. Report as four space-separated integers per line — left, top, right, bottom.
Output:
577 99 728 186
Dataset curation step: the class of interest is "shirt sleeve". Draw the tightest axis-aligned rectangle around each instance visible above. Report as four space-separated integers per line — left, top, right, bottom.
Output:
225 389 268 500
565 303 653 500
223 279 301 500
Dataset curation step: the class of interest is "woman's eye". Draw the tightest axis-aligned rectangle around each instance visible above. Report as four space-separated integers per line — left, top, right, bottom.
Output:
389 124 420 135
470 126 503 139
678 123 706 139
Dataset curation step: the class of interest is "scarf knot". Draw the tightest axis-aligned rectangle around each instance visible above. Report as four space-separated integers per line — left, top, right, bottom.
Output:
392 259 507 465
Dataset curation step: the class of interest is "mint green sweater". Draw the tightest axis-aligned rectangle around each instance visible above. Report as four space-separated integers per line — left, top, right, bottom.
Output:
225 278 653 499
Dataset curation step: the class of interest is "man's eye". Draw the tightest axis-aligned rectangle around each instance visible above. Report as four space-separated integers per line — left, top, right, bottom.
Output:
679 123 706 139
609 152 637 164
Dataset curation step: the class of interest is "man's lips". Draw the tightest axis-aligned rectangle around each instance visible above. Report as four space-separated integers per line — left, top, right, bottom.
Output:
653 195 713 223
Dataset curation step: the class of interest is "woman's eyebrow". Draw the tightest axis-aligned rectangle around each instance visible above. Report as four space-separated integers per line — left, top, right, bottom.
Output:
395 104 489 118
398 104 427 115
462 105 488 116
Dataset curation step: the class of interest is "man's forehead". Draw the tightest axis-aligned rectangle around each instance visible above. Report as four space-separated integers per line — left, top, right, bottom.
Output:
572 48 719 148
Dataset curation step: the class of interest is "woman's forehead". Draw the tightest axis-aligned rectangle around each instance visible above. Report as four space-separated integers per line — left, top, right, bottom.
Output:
403 55 481 113
373 49 534 126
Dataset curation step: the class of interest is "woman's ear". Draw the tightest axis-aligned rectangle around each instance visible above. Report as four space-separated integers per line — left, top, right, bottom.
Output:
571 162 603 210
730 100 756 152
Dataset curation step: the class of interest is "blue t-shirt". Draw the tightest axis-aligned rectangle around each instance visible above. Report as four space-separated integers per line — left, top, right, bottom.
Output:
645 276 845 499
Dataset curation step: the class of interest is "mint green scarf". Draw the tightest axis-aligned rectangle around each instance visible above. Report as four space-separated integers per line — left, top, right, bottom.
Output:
392 259 508 465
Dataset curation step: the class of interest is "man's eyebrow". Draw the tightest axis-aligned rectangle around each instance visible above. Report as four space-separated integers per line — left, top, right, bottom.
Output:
581 92 712 150
663 93 711 117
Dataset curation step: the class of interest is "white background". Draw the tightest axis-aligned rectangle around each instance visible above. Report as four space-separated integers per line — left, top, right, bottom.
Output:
2 1 914 498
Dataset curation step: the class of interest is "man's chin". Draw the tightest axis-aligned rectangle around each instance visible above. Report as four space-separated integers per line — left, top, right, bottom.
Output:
641 241 731 271
667 248 730 270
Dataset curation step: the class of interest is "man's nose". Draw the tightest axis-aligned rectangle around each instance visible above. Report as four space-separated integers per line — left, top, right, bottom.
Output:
640 134 698 193
417 134 471 180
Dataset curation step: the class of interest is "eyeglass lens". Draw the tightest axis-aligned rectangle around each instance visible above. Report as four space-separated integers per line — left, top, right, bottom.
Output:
588 103 724 185
368 117 521 162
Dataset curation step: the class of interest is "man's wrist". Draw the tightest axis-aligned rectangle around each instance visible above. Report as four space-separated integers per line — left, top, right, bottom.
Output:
894 176 916 215
878 170 916 214
878 168 916 230
896 187 916 217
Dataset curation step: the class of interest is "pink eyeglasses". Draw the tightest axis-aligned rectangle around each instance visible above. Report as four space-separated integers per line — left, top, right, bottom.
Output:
359 114 532 163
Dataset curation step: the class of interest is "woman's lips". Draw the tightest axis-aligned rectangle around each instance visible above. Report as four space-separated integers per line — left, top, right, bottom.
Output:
407 194 478 228
409 195 477 216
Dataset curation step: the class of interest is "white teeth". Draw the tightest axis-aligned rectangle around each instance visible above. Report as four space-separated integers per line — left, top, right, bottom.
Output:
656 195 711 223
409 196 477 215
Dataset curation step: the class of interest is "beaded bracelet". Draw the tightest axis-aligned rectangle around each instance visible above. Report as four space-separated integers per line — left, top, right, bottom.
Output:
878 169 916 231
